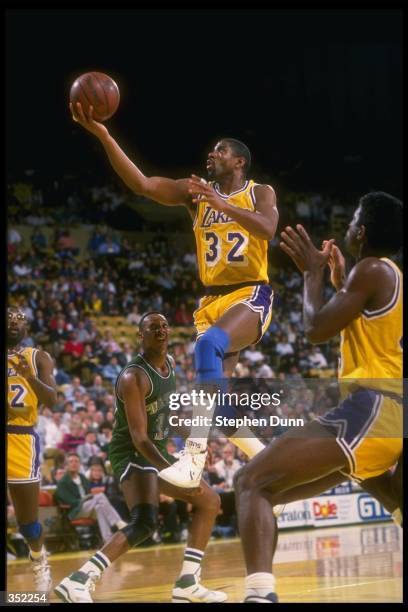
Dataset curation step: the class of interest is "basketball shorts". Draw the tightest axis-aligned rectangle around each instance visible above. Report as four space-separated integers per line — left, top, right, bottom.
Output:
109 442 177 484
316 387 402 482
7 425 41 484
194 283 274 343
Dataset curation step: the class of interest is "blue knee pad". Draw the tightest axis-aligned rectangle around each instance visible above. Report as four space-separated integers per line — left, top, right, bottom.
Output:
195 327 230 383
19 521 42 541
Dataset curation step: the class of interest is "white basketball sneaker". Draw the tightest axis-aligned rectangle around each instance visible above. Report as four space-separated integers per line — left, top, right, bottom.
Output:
30 551 52 593
54 571 100 603
159 446 207 489
172 574 227 603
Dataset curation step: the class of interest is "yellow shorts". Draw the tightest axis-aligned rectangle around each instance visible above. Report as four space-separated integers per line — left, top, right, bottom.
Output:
194 284 274 343
7 427 41 484
316 388 402 482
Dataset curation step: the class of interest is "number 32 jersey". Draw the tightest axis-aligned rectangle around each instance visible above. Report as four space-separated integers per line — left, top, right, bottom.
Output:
193 180 271 287
8 347 40 427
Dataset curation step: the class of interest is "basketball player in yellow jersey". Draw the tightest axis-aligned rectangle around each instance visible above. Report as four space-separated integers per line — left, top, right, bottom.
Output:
233 191 403 603
70 103 278 488
7 306 57 592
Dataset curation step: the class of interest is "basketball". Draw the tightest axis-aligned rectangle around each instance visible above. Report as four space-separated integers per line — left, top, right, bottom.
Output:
70 72 120 122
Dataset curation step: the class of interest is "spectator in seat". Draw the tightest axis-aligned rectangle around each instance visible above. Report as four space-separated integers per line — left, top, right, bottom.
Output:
88 375 107 402
275 334 295 357
58 423 85 454
44 411 70 450
102 356 122 384
307 346 328 369
97 236 120 255
126 303 142 325
77 430 102 467
213 444 243 490
55 453 127 543
63 331 85 359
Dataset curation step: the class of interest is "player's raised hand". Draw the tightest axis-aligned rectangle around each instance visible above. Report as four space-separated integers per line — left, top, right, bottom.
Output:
12 353 32 380
70 102 109 140
323 241 346 290
280 225 335 273
188 175 227 212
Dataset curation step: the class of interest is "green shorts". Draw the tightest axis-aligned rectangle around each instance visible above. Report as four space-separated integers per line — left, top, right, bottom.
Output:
109 442 177 483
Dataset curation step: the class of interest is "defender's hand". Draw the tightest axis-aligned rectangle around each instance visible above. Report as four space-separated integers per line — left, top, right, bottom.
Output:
280 225 334 273
188 175 227 213
70 102 109 141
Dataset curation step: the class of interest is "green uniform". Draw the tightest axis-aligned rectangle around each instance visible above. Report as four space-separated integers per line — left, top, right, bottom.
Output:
109 353 177 482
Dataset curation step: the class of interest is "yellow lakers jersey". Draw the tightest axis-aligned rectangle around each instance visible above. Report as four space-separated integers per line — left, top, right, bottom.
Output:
193 179 270 287
339 258 402 393
7 347 40 426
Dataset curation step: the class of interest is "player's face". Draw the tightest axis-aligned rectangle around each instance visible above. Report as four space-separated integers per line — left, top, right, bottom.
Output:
206 141 239 179
141 314 170 352
344 205 363 257
7 309 27 348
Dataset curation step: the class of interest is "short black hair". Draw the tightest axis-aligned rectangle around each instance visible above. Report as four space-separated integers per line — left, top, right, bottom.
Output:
358 191 403 253
222 138 251 176
139 311 166 330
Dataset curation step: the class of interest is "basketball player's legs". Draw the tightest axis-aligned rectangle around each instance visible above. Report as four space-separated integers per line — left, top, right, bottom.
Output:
9 481 52 592
159 478 220 551
55 470 226 603
234 421 347 602
54 470 158 602
159 303 266 489
99 470 159 561
9 482 44 552
258 465 399 512
158 479 227 602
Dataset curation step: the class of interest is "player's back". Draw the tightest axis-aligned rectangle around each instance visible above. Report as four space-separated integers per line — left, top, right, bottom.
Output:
339 257 402 393
193 180 271 287
8 347 40 426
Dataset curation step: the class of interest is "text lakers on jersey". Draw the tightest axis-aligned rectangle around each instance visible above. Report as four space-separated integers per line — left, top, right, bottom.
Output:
193 180 271 287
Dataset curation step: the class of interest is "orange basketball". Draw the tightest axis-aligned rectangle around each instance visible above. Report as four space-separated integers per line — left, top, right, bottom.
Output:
70 72 120 122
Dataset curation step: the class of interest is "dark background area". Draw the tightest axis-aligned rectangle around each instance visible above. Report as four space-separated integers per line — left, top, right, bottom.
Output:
6 8 402 196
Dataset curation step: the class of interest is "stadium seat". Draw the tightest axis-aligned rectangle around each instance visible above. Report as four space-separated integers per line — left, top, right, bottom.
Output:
56 503 100 551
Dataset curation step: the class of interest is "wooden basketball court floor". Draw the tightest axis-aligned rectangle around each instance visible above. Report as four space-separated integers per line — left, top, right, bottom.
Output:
7 522 402 603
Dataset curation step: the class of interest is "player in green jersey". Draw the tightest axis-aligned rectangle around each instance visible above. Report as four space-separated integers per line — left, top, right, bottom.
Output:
55 312 227 604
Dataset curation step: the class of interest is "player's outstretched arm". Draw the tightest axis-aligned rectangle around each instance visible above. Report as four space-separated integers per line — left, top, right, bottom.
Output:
120 368 173 470
70 102 190 207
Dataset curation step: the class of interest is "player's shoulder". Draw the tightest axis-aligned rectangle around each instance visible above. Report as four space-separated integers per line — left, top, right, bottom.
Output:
251 182 276 198
347 257 396 288
33 348 54 367
167 354 176 369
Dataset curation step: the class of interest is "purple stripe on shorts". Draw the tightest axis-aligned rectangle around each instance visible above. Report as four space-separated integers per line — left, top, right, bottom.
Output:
31 431 41 479
248 285 274 324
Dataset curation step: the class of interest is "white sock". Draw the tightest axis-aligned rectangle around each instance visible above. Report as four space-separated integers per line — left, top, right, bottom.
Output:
179 547 204 578
116 520 127 530
228 426 265 458
185 394 217 453
79 551 111 577
29 545 46 561
245 572 276 598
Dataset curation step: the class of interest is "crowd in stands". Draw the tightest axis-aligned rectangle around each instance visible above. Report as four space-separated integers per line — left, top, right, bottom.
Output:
8 174 362 551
